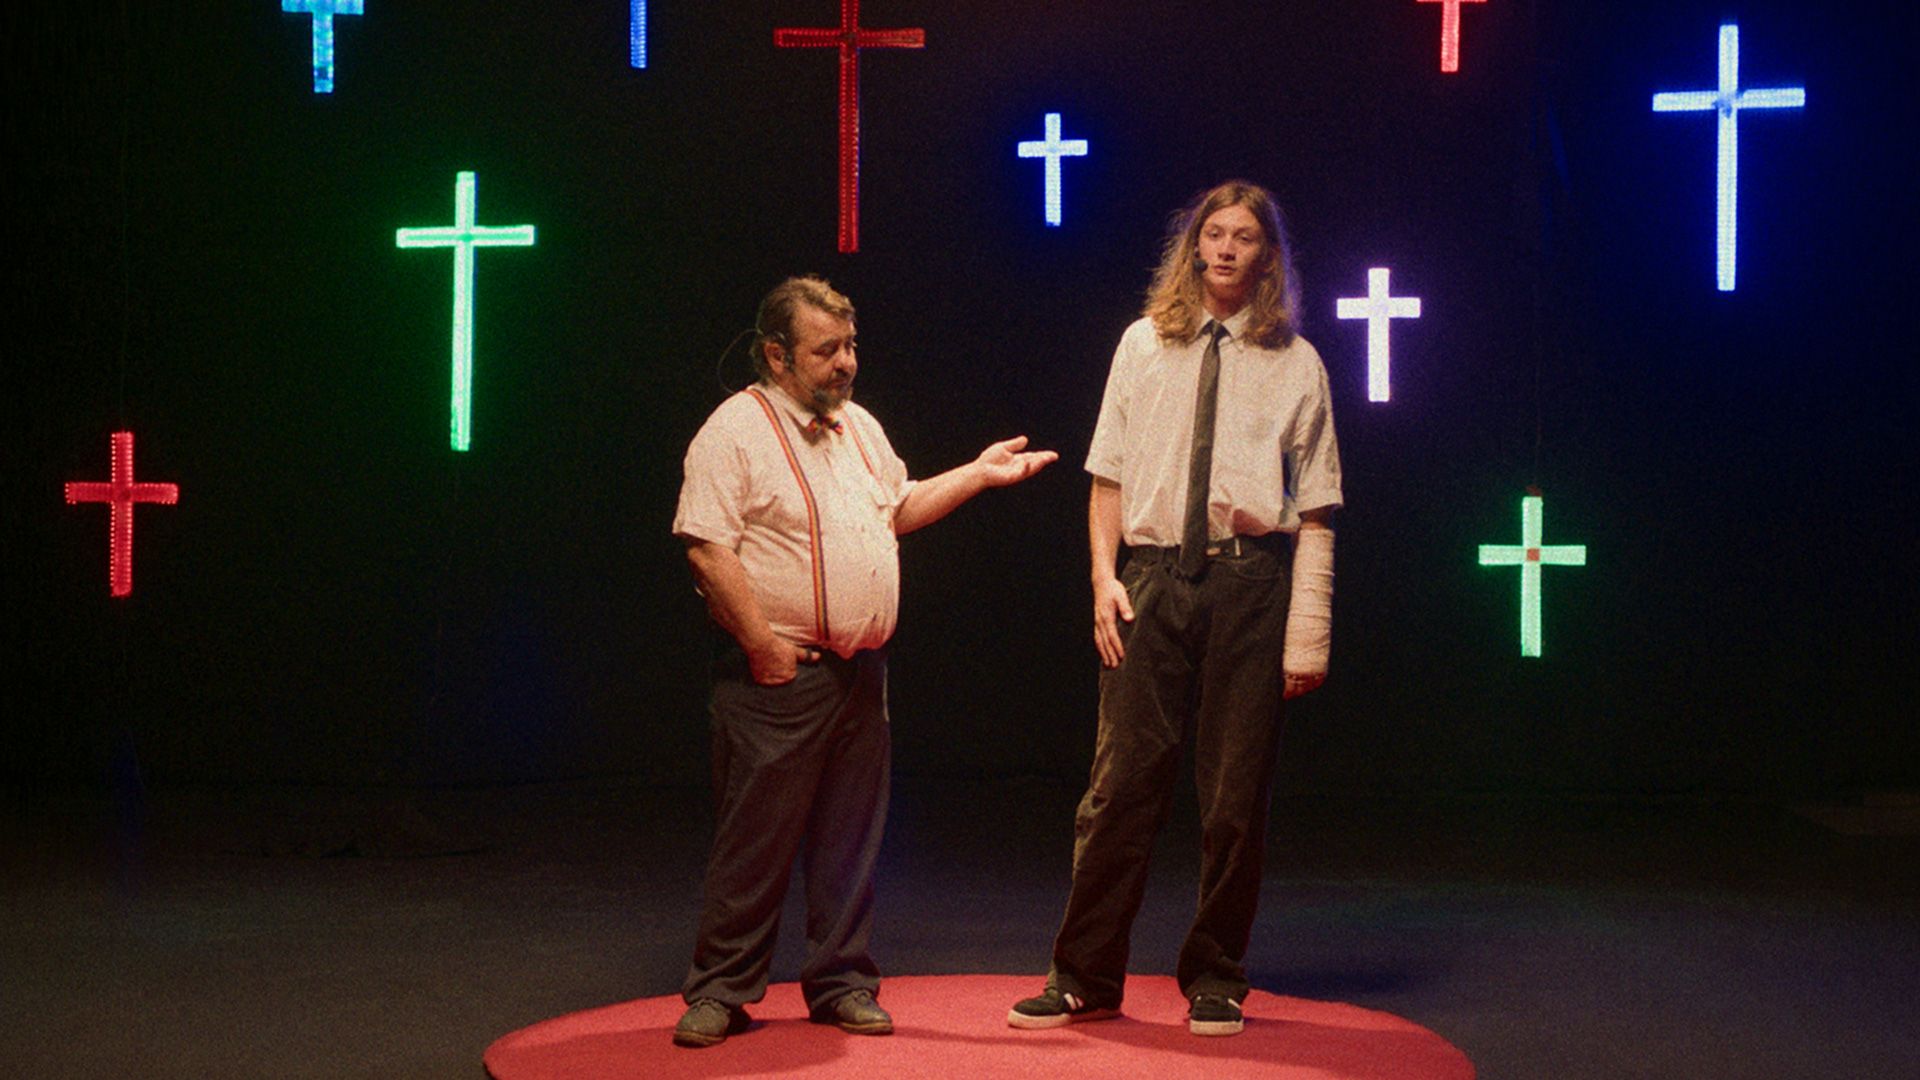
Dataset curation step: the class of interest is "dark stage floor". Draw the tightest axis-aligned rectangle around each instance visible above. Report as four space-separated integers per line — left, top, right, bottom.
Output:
3 775 1915 1079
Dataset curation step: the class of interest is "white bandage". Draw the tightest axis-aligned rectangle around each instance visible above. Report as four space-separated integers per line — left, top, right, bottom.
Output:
1284 525 1334 678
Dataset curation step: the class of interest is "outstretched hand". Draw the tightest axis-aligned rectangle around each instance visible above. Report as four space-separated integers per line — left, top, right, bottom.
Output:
974 436 1058 487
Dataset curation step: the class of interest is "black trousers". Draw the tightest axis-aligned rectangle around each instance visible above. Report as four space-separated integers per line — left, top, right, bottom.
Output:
681 646 890 1012
1049 539 1292 1005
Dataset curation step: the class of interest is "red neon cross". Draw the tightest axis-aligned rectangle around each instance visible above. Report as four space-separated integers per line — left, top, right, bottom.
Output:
65 430 179 598
774 0 925 253
1418 0 1486 74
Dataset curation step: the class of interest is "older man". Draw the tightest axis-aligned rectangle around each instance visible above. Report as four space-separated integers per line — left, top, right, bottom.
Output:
672 276 1055 1047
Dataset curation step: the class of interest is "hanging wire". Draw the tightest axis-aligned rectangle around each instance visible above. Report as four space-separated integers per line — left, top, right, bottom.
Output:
117 0 132 426
1527 0 1551 498
714 327 758 395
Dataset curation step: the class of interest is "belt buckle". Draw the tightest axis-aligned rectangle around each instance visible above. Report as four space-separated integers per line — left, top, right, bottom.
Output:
1205 536 1241 558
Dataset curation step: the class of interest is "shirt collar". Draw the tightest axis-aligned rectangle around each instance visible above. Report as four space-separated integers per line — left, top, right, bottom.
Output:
759 378 843 438
1207 304 1253 342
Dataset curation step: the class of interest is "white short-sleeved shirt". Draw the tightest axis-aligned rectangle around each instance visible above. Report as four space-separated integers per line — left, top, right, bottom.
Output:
674 382 915 657
1086 309 1343 547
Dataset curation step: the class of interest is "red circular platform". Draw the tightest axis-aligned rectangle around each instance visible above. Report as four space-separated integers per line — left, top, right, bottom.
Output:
484 973 1474 1079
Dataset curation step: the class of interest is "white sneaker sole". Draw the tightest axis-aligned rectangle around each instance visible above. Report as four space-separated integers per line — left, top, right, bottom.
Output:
1189 1017 1244 1036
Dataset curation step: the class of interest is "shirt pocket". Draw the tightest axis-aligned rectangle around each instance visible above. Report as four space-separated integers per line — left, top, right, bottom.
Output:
748 451 819 536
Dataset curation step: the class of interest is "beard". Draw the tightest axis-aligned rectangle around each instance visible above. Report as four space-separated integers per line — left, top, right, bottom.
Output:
809 380 853 413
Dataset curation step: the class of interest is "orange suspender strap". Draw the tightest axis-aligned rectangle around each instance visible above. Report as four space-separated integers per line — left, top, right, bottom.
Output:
842 414 879 479
744 388 828 645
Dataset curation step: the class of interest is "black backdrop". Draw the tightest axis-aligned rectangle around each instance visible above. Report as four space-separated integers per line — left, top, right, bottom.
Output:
9 1 1916 794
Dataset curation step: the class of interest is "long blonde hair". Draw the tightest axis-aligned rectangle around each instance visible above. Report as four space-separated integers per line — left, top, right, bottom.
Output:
1143 180 1300 349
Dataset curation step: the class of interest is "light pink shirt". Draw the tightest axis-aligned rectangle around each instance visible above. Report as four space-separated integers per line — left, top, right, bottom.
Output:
1086 309 1343 546
674 382 915 657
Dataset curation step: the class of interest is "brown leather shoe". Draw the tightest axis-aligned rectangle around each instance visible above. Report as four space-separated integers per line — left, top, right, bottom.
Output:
812 988 893 1035
672 998 750 1047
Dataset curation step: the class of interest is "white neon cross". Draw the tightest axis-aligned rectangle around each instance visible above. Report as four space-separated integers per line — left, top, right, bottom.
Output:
1336 267 1421 403
1017 113 1089 227
1478 495 1587 658
281 0 364 94
1652 23 1805 292
396 172 537 452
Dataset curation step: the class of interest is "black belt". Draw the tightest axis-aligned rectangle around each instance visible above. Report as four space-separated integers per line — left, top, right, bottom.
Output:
1130 532 1287 564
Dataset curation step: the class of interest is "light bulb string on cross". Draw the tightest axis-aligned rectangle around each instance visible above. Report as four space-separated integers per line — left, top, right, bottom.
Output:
630 1 648 68
1336 267 1422 403
65 431 179 598
395 171 537 452
1017 112 1089 227
774 0 925 253
1652 23 1806 291
1478 493 1587 658
281 0 364 94
1418 0 1486 74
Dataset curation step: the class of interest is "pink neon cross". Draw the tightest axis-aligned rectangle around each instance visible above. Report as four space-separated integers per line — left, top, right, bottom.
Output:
774 0 925 253
1418 0 1486 74
65 431 179 598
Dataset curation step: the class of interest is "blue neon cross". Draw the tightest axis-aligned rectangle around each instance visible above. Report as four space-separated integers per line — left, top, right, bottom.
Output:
630 1 648 68
1017 113 1089 227
1652 24 1805 291
282 0 364 94
396 172 537 452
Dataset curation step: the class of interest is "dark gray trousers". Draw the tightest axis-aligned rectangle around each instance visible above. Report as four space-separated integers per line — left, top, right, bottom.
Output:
681 646 889 1013
1049 540 1293 1006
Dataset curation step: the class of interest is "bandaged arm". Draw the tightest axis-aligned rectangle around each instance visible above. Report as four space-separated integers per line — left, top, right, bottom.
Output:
1283 511 1335 697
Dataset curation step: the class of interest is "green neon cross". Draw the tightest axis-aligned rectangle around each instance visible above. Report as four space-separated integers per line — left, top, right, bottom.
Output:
1478 495 1587 658
396 172 536 451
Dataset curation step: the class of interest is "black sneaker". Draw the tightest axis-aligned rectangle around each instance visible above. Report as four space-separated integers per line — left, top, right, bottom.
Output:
1187 993 1243 1036
1007 986 1120 1029
672 998 750 1047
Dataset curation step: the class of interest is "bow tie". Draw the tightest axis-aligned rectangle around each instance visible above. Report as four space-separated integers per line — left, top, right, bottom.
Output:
806 415 844 438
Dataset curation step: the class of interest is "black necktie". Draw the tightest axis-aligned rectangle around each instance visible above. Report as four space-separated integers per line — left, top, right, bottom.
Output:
1179 321 1227 578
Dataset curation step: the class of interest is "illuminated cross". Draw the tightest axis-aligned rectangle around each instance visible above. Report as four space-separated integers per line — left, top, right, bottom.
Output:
1652 23 1805 292
1336 267 1421 403
281 0 364 94
1478 494 1587 658
1417 0 1485 74
630 1 648 68
395 172 537 452
65 431 179 598
1017 113 1089 227
774 0 925 252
